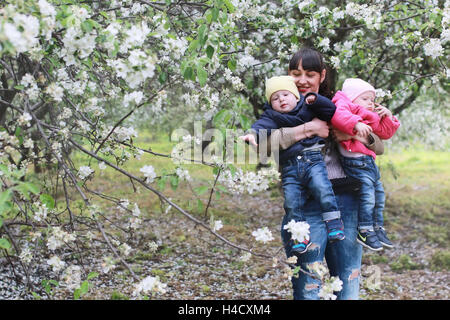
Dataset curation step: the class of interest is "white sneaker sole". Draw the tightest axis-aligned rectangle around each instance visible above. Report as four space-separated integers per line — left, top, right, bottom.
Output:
379 241 394 249
356 238 383 251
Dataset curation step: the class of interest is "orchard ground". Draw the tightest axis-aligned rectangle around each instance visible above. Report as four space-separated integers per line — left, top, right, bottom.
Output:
0 131 449 300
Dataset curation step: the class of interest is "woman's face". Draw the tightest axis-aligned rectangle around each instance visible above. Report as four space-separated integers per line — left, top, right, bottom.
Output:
288 61 326 95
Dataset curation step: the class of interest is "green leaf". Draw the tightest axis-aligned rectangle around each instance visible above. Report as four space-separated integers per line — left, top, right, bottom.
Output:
99 11 109 19
183 66 195 80
239 114 251 130
217 185 228 193
73 288 81 300
81 20 93 33
206 45 215 59
0 238 11 249
188 39 199 52
40 194 55 210
157 177 167 191
87 272 99 280
223 0 236 13
213 109 231 127
22 182 40 195
198 24 208 46
159 72 167 84
170 175 179 191
31 292 41 300
197 199 204 212
80 280 89 295
211 8 220 22
194 186 209 195
0 189 12 205
227 59 236 71
15 126 24 145
197 65 208 86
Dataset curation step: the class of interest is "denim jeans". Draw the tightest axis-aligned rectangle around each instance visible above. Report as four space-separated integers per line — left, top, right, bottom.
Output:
281 150 340 222
340 155 385 231
281 159 362 300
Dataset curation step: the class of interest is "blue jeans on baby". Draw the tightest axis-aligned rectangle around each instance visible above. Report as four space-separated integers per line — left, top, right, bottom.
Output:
280 149 341 222
340 155 385 231
281 157 362 300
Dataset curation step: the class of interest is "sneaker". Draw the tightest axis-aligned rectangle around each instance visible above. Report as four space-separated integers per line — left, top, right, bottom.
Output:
292 239 312 255
325 218 346 242
375 227 394 248
356 230 383 251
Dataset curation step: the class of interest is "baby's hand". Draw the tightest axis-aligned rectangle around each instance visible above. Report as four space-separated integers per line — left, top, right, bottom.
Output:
305 94 316 104
239 134 258 146
374 103 393 118
354 122 373 138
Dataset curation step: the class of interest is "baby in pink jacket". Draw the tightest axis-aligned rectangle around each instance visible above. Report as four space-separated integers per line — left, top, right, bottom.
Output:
330 78 400 251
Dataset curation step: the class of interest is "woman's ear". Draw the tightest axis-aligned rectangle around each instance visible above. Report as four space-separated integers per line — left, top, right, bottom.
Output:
320 69 326 84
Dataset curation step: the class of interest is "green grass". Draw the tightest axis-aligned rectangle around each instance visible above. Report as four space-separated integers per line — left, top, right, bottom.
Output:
377 147 450 245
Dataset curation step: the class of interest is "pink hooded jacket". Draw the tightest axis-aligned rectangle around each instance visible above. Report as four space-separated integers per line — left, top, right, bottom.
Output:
331 91 401 159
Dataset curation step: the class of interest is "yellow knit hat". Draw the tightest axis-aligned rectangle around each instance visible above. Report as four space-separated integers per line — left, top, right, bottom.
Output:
265 76 300 102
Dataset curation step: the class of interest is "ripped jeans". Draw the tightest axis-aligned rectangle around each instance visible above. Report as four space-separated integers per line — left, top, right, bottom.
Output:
281 160 362 300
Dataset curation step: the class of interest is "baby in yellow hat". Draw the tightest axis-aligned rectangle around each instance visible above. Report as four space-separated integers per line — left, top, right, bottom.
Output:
240 75 345 255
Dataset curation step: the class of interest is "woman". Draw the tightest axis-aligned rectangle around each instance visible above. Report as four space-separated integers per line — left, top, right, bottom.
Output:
268 48 384 299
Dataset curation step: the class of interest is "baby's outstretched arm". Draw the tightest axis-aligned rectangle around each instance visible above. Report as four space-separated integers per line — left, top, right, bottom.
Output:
239 133 258 146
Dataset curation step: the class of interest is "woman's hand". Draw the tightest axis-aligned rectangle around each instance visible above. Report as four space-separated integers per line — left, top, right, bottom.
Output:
332 127 371 145
305 118 329 139
354 122 373 137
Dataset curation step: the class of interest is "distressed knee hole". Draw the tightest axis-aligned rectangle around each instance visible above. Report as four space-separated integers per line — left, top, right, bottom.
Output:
348 268 360 281
305 283 319 291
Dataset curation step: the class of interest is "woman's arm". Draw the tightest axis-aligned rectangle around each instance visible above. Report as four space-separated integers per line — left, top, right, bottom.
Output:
332 128 384 155
267 118 329 151
266 118 384 155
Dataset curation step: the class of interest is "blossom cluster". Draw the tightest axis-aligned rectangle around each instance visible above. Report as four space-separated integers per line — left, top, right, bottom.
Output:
133 276 168 298
283 220 310 243
218 167 280 195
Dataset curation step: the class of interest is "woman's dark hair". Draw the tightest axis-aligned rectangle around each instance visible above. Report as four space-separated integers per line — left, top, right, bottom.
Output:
288 47 333 99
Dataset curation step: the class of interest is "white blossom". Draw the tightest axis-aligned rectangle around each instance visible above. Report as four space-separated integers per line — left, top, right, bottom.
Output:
119 243 132 256
423 38 444 59
33 203 48 222
47 226 76 251
175 167 191 181
38 0 56 17
123 91 144 107
62 265 82 290
147 241 159 253
78 166 94 179
46 83 64 101
19 245 33 264
18 112 32 127
283 219 310 243
47 255 66 272
133 276 167 297
318 276 343 300
252 227 274 243
212 220 223 232
140 165 157 183
101 256 116 273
